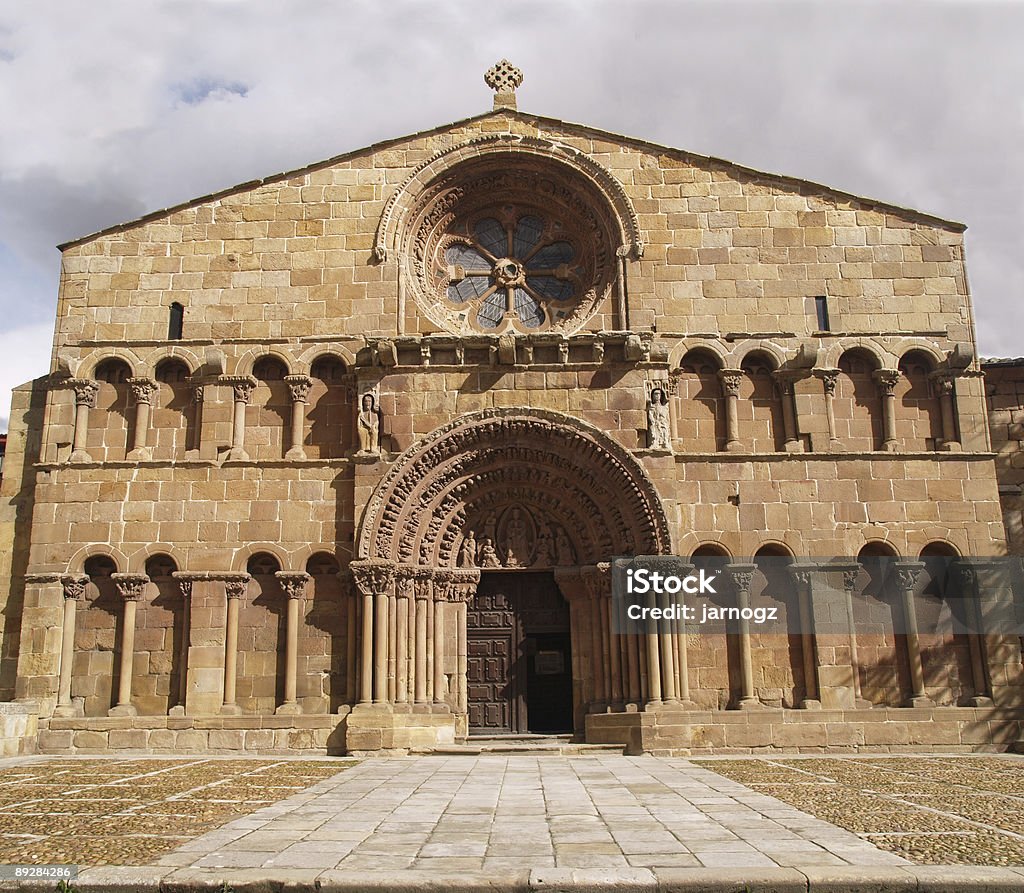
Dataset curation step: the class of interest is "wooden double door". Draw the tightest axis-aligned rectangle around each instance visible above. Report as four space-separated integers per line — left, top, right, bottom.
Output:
467 572 573 735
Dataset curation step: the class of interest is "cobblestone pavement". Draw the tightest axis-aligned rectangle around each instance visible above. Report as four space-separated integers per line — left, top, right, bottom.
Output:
704 755 1024 865
157 756 909 873
0 757 348 866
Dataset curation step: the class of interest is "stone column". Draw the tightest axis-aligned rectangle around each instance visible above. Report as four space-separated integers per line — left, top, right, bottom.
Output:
656 585 678 703
275 571 309 715
773 371 803 453
221 575 249 715
349 560 395 705
450 569 479 717
394 570 413 705
127 378 157 460
285 375 312 460
593 564 623 709
432 571 451 706
109 573 149 716
726 565 759 709
893 561 933 707
840 566 871 708
339 573 358 706
588 574 607 710
874 369 900 452
644 582 663 707
68 379 98 463
673 562 695 707
170 576 192 716
932 374 962 451
55 575 89 717
952 561 993 706
788 566 821 709
817 369 841 450
413 570 431 705
718 369 743 452
224 376 256 461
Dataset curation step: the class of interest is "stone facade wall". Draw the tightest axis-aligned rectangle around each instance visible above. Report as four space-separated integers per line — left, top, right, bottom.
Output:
2 107 1020 753
985 361 1024 555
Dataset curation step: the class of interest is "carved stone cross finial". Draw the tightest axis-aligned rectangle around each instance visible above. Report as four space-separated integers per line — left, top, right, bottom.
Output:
485 59 523 110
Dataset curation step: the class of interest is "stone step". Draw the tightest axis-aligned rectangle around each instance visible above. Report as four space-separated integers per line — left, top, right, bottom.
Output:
413 735 625 756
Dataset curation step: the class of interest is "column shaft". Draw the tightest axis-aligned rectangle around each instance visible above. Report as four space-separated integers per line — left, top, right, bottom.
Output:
374 591 388 703
360 592 373 703
432 598 445 703
223 594 240 711
415 597 428 704
283 595 299 706
606 596 623 706
57 592 80 710
590 597 606 707
396 591 409 703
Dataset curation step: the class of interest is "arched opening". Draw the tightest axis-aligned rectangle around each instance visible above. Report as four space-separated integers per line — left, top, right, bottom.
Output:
853 542 908 705
751 544 804 708
76 555 119 716
153 359 195 459
140 554 181 714
250 357 290 460
690 544 733 708
307 356 351 460
898 350 944 451
91 359 134 461
241 551 284 714
836 348 884 451
739 352 784 452
303 552 348 713
918 541 974 705
677 349 725 451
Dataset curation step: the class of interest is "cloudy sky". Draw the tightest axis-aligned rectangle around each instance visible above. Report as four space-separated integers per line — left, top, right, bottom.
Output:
0 0 1021 430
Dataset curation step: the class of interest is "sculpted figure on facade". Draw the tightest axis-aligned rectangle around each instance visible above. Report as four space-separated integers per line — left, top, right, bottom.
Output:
356 392 380 455
647 386 671 451
459 530 478 568
478 537 501 568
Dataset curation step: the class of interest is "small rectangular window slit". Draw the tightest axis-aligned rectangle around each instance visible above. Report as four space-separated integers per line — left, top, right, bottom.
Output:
814 296 830 332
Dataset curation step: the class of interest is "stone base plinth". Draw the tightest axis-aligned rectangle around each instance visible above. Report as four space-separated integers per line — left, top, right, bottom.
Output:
345 703 456 756
0 702 39 756
38 708 351 755
585 706 1024 756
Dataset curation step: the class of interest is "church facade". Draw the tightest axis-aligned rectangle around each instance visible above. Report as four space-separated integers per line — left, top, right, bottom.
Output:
1 64 1022 756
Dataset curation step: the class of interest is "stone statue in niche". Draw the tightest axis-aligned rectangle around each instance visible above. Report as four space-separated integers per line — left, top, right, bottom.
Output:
555 525 575 566
647 386 671 451
356 392 381 455
459 530 477 568
503 506 531 567
478 537 501 568
532 522 554 567
505 547 519 568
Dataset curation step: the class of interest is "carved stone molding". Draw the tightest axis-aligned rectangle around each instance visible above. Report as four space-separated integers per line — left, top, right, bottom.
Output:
356 408 672 568
275 571 310 599
111 573 149 602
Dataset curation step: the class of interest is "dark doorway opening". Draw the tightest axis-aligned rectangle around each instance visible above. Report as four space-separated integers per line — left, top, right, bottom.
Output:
467 571 573 735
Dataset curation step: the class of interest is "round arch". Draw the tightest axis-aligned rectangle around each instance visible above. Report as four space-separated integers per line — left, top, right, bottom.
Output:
357 408 672 566
233 347 294 378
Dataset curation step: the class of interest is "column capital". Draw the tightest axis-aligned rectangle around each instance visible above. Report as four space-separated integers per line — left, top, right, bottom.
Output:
127 377 157 404
892 560 925 592
349 559 396 597
771 369 802 394
724 563 757 593
68 378 99 408
60 574 90 600
873 369 900 395
223 574 251 599
582 563 614 600
111 573 149 601
192 383 205 403
448 567 481 602
787 563 818 589
815 368 840 395
394 566 416 599
285 374 313 404
275 571 310 599
929 370 959 395
717 368 743 396
222 375 257 403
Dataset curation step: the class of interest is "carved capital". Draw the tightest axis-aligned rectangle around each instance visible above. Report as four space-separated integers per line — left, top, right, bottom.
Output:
449 567 481 602
275 571 309 599
725 564 757 594
413 567 434 601
192 384 205 404
582 563 613 600
930 372 956 397
842 568 860 592
111 573 149 602
394 566 416 599
951 560 978 595
349 559 395 598
873 369 900 396
285 375 313 404
69 379 99 408
60 574 90 601
772 370 800 396
223 375 257 404
788 564 816 589
893 560 925 592
177 578 193 599
816 369 840 396
127 378 157 405
223 574 251 600
717 369 742 396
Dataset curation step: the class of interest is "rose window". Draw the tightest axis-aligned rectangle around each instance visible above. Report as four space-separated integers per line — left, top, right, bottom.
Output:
442 213 580 331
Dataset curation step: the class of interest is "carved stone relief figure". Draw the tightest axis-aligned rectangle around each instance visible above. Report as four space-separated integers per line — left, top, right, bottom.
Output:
479 537 501 568
356 392 380 454
502 505 532 567
459 530 478 568
555 525 576 566
532 521 554 567
647 386 671 451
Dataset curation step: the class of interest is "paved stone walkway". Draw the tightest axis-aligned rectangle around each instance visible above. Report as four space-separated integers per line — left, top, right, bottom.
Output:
156 756 909 873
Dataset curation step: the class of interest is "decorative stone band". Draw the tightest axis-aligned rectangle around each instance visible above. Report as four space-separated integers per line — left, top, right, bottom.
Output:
23 572 64 585
110 573 149 601
58 574 89 600
127 378 157 405
436 567 481 603
221 375 258 404
275 571 310 599
67 378 99 408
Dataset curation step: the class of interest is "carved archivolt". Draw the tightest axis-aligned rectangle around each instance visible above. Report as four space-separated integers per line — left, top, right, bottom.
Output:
357 408 671 567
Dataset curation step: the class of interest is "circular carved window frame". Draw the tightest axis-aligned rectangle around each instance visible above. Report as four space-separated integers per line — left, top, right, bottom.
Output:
400 152 627 337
